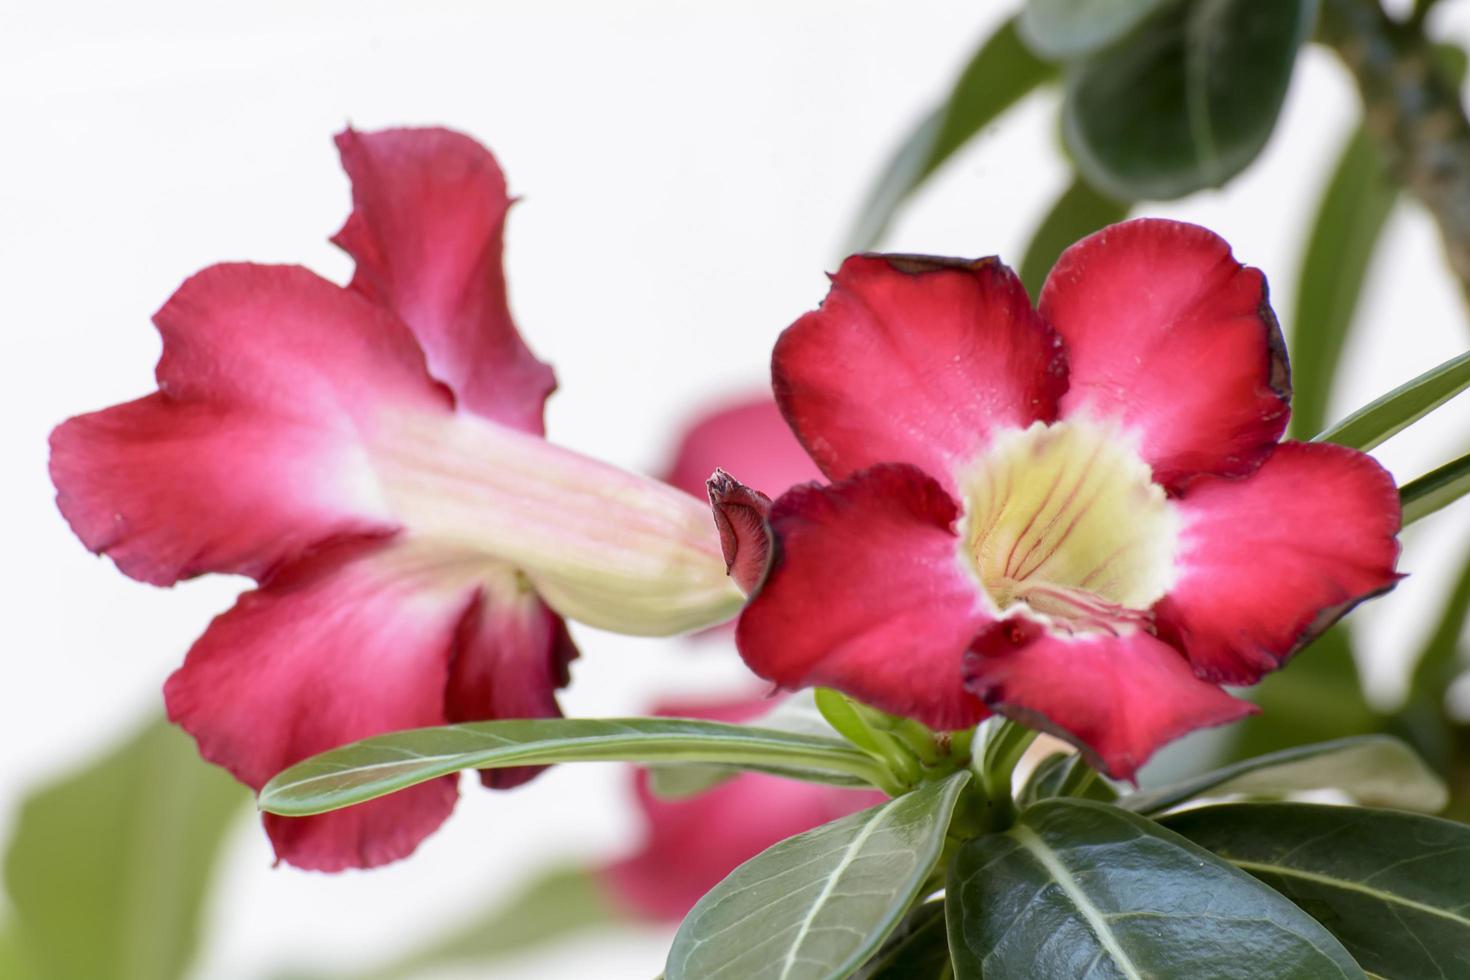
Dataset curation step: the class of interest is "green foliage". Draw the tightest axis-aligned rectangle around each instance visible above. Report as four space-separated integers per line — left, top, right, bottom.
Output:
665 773 969 980
1017 176 1130 299
1401 452 1470 526
1123 735 1447 816
3 717 246 980
1062 0 1316 201
1165 803 1470 979
259 718 888 817
1018 0 1172 60
946 799 1364 979
846 19 1054 252
853 901 950 979
1318 349 1470 450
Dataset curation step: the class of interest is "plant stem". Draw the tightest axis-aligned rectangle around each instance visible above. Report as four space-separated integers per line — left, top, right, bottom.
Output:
1319 0 1470 303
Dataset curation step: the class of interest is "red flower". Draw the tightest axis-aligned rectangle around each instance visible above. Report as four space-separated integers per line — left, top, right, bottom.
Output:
48 128 741 870
725 220 1402 779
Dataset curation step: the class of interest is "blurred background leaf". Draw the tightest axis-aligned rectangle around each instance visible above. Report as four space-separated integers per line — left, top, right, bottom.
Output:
1017 175 1130 298
1017 0 1172 61
2 717 247 980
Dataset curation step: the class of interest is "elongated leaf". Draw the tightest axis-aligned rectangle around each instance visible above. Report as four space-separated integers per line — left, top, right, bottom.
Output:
3 717 247 980
947 798 1364 979
1392 545 1470 773
1017 175 1130 298
1124 734 1446 815
1020 751 1116 806
846 19 1053 251
1063 0 1315 201
1018 0 1172 60
665 772 969 980
1289 127 1398 439
1318 350 1470 450
1165 802 1470 979
261 718 886 817
855 901 949 979
1401 452 1470 526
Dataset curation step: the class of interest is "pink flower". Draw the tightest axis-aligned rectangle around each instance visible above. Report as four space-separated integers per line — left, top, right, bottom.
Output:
48 127 742 870
721 219 1402 779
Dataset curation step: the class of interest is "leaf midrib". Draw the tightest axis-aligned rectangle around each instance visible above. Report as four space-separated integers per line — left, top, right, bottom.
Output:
1231 858 1470 929
778 808 888 980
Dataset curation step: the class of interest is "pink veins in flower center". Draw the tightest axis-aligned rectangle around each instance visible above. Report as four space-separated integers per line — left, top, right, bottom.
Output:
959 420 1179 634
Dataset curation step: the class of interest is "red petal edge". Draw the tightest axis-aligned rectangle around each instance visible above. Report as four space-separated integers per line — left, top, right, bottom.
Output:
662 395 821 501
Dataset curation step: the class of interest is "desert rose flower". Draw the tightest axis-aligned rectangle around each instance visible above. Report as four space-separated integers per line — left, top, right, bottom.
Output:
718 219 1402 779
48 127 742 870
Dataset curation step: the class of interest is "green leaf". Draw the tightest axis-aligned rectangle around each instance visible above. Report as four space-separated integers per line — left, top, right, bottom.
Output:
1400 451 1470 526
260 718 887 817
665 772 970 980
814 688 890 757
1164 802 1470 979
1062 0 1316 201
1020 751 1117 806
1018 0 1172 60
1289 127 1398 439
1017 175 1131 299
1317 350 1470 450
3 717 247 980
854 901 950 979
1392 545 1470 773
1123 735 1447 815
846 19 1054 251
946 798 1365 979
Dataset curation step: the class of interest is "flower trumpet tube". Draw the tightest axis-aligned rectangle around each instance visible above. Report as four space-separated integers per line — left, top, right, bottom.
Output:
48 126 741 870
721 220 1402 781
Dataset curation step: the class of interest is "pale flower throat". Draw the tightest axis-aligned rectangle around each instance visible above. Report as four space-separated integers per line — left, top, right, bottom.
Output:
958 420 1179 634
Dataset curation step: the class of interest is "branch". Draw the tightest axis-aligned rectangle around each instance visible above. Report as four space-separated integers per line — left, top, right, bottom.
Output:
1320 0 1470 301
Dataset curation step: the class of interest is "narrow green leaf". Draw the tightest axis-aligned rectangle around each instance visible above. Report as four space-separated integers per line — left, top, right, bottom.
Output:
3 717 247 980
1123 734 1447 816
260 718 887 817
846 19 1054 252
1289 127 1398 439
1392 545 1470 773
854 901 950 979
1018 0 1172 60
947 799 1365 979
1020 751 1116 806
665 772 970 980
1401 452 1470 526
1164 802 1470 979
814 688 888 757
1317 350 1470 450
1017 175 1130 299
1063 0 1316 201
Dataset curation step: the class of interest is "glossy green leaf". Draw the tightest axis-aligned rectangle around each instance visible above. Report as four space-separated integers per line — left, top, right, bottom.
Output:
854 901 950 979
1018 0 1171 60
1318 350 1470 450
1165 802 1470 979
260 718 887 817
1020 751 1116 806
665 772 969 980
1063 0 1316 201
1289 127 1397 439
1017 175 1130 299
1400 452 1470 526
1123 734 1447 815
846 19 1054 251
3 717 247 980
946 798 1365 979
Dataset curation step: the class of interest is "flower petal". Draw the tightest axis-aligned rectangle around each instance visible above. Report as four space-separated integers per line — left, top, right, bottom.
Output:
49 263 444 585
333 126 556 433
1154 441 1402 685
1041 218 1290 488
735 463 990 730
163 538 497 871
706 469 774 595
964 618 1256 780
662 396 821 499
773 255 1066 494
444 568 579 790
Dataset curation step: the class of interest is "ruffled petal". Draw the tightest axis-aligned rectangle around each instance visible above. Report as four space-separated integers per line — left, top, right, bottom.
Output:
773 255 1066 494
735 464 991 730
964 617 1256 780
163 538 490 871
1041 219 1290 488
444 567 579 790
333 126 556 433
1154 441 1401 685
48 263 446 585
663 396 821 499
706 469 774 595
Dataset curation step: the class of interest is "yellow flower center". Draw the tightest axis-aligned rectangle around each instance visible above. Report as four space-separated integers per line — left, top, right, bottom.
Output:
957 419 1179 633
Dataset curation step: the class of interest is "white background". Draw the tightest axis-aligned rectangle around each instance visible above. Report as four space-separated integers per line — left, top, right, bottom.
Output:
4 2 1470 978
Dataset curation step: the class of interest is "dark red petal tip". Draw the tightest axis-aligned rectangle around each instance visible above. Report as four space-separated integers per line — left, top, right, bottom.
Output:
707 469 775 595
